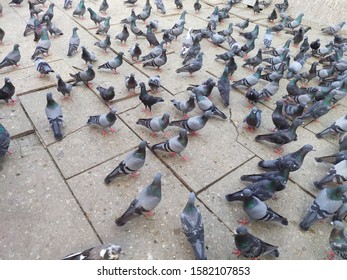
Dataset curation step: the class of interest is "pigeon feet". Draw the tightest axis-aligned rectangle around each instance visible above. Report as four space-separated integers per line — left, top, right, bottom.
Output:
245 126 255 133
191 131 199 136
130 171 140 178
181 154 190 161
144 210 155 219
274 146 284 155
237 218 250 225
326 250 335 260
232 249 241 257
183 114 189 120
6 100 16 106
150 131 158 138
169 152 177 157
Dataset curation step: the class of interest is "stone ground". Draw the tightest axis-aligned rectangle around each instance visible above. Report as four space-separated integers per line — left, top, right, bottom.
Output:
0 0 346 260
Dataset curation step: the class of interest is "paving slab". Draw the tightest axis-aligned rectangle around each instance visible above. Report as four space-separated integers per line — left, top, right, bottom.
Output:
199 157 334 259
0 134 99 259
66 149 235 259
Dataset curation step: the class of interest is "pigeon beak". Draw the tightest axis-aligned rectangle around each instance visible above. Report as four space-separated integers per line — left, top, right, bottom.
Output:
312 148 316 151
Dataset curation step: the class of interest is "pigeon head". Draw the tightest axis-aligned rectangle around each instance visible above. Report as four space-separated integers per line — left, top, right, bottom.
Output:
4 77 10 83
152 172 162 187
332 221 345 230
236 226 248 236
139 140 147 149
139 82 145 88
104 245 124 260
203 110 213 118
241 188 253 198
187 192 196 204
118 51 124 56
87 63 93 69
73 27 79 32
55 74 61 80
179 128 188 138
162 112 170 120
110 107 117 114
301 144 315 152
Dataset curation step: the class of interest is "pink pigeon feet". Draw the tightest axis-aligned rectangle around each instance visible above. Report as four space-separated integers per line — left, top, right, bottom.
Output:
326 250 335 260
150 131 158 138
144 210 155 219
6 100 17 106
169 152 177 157
112 69 118 74
130 171 141 178
245 126 255 133
237 218 250 225
141 108 153 116
181 154 190 161
274 146 284 155
86 82 93 89
232 249 241 257
183 114 189 120
190 131 199 136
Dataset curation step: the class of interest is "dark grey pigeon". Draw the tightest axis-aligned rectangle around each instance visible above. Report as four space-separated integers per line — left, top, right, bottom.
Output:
104 141 147 184
0 123 10 158
87 108 117 135
299 184 347 231
243 107 262 131
35 57 54 77
148 75 161 92
139 82 164 113
63 243 123 260
145 25 159 47
315 150 347 165
241 189 288 225
169 111 212 135
94 35 111 53
56 74 72 99
0 77 16 105
143 49 167 70
141 41 165 61
187 77 215 98
176 52 204 75
115 25 130 45
272 100 290 130
87 7 105 26
217 66 231 107
67 27 80 57
171 94 196 119
181 192 207 260
129 43 142 62
316 115 347 139
99 0 109 13
70 63 95 88
115 173 162 226
45 92 63 140
329 221 347 260
81 46 96 64
136 112 170 137
96 85 115 105
258 144 314 171
234 226 279 258
0 44 21 69
283 102 307 119
333 202 347 222
125 73 138 92
64 0 73 10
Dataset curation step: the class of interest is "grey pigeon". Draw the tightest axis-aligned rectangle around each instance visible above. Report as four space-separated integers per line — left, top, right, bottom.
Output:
195 92 227 119
148 75 161 92
115 25 130 45
243 107 262 130
283 101 307 119
316 115 347 139
275 0 288 12
313 160 347 189
315 150 347 165
286 13 304 29
154 0 166 14
234 226 279 258
69 63 95 88
9 0 24 6
329 221 347 260
129 43 142 62
242 49 262 69
125 73 138 92
98 52 124 73
141 41 165 62
322 22 345 35
120 9 137 25
333 202 347 222
94 34 111 52
63 0 72 10
67 27 80 57
217 66 231 107
258 73 282 100
136 112 170 137
139 82 164 113
87 108 117 135
187 77 215 98
176 52 203 75
143 49 167 70
267 8 277 22
0 44 21 69
263 28 273 49
171 94 196 119
44 16 63 38
99 0 109 14
269 17 287 34
115 172 162 226
56 74 72 99
235 18 249 31
232 67 263 89
241 189 288 225
81 46 96 64
73 0 86 18
161 20 185 39
96 85 115 105
31 27 51 59
258 144 314 172
137 6 152 22
0 123 10 158
35 56 54 77
87 7 105 26
123 0 138 4
0 28 5 43
299 184 347 231
130 19 145 38
104 140 147 185
169 111 213 135
239 25 259 41
45 92 63 140
0 77 16 105
40 3 54 24
193 0 201 12
181 192 206 260
96 16 111 35
272 100 290 130
63 243 123 260
300 62 318 85
245 88 261 104
151 128 188 158
145 25 159 47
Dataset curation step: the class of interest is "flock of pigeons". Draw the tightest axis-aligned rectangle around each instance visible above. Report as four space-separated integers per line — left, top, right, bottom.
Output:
1 0 347 260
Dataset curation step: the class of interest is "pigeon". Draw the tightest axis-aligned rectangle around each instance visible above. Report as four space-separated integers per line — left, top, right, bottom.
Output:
31 27 51 59
125 73 138 92
226 176 287 202
233 226 279 258
33 19 44 42
0 44 21 69
73 0 86 18
175 0 183 9
300 62 318 85
252 0 261 14
255 118 304 151
148 75 161 92
130 19 145 38
182 33 202 65
169 111 213 135
316 115 347 139
0 28 5 43
329 221 347 260
315 150 347 165
195 92 227 119
141 41 165 62
171 94 196 119
96 85 115 105
283 101 307 119
56 74 72 99
258 73 282 100
87 108 117 135
286 53 311 79
40 3 55 23
63 243 123 260
96 16 111 35
269 17 287 34
67 27 80 57
98 52 124 74
313 160 347 189
242 49 262 69
232 67 263 89
87 7 105 26
136 112 170 137
333 202 347 222
151 128 188 158
286 13 304 30
0 77 15 105
34 56 54 77
99 0 109 14
298 91 336 121
143 49 167 70
162 30 175 46
239 25 259 41
180 192 206 260
115 25 130 45
263 28 273 49
217 66 231 107
123 0 138 4
139 82 164 112
0 123 10 158
187 77 215 98
63 0 73 10
154 0 166 14
235 18 249 31
272 100 290 130
321 21 346 35
310 39 321 52
9 0 24 6
129 43 142 62
193 0 201 12
258 144 314 171
45 92 63 141
267 8 277 22
162 20 185 40
243 107 262 130
94 35 111 52
81 46 96 64
245 88 261 104
115 172 162 226
299 184 347 231
44 16 63 38
104 140 147 185
300 36 310 53
136 6 152 22
240 189 288 225
70 63 95 88
176 52 204 75
292 27 304 46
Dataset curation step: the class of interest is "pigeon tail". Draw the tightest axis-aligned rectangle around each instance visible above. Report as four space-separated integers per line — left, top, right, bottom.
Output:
225 191 243 202
50 118 63 140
